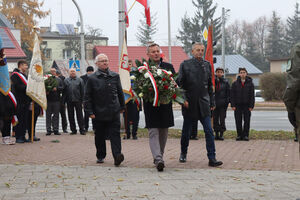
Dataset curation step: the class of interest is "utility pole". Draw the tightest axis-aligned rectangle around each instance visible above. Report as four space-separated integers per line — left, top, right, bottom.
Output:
221 7 225 76
167 0 172 63
119 0 126 61
72 0 85 71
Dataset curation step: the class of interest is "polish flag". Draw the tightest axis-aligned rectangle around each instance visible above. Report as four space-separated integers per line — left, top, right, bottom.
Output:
136 0 151 26
125 0 129 28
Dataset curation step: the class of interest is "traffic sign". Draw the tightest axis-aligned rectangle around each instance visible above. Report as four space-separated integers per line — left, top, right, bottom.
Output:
69 60 80 71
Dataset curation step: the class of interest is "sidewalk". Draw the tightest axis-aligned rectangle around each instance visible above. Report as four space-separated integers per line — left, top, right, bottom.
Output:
0 133 299 200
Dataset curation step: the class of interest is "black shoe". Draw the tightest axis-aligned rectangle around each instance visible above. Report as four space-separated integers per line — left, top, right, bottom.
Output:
215 132 220 140
54 131 61 135
156 161 165 172
30 137 40 141
243 136 249 141
208 158 223 167
15 138 25 143
132 136 138 140
294 138 299 142
96 158 104 164
46 132 51 136
63 130 68 133
190 136 199 140
80 131 86 135
70 131 77 135
114 153 124 166
179 153 187 163
236 136 242 141
219 132 224 140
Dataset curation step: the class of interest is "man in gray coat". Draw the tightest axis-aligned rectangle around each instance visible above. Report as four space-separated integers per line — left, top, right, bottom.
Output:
64 68 85 135
283 43 300 150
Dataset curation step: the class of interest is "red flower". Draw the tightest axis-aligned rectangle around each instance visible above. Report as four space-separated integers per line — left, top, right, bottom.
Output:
164 85 169 90
172 94 177 99
149 87 153 91
162 78 166 81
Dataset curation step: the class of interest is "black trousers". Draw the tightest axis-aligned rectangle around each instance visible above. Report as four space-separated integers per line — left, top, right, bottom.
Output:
234 105 251 138
60 103 68 131
94 116 122 160
125 102 140 138
190 120 198 138
15 104 29 140
84 111 95 131
27 109 39 138
213 107 227 133
1 117 12 137
67 102 84 133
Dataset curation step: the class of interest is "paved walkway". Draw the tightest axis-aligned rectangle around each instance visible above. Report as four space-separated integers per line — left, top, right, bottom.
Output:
0 133 299 199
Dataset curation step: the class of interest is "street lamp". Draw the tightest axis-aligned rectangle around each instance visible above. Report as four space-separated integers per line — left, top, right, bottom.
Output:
221 7 230 77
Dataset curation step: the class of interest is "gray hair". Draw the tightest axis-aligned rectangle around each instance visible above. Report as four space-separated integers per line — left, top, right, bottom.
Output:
147 42 160 53
192 42 205 50
95 53 108 63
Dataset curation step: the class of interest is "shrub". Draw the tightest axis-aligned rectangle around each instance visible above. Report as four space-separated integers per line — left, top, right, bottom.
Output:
259 72 287 101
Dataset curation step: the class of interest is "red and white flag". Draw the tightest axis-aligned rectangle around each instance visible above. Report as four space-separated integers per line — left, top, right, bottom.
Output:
136 0 151 26
124 0 129 28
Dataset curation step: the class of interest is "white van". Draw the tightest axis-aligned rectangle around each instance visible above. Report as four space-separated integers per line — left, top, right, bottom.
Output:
255 89 264 102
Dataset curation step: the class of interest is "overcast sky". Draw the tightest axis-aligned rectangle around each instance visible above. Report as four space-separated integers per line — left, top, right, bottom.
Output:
39 0 299 46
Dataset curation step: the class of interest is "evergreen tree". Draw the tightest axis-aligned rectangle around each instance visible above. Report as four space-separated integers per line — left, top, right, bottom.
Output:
0 0 49 61
177 0 221 53
286 3 300 49
136 12 157 46
265 11 287 59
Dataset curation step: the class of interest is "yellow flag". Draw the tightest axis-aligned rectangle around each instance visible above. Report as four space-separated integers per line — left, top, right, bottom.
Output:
26 33 47 110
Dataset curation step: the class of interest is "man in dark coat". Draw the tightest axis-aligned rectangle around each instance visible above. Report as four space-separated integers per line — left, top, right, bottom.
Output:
177 42 222 167
84 53 125 166
10 60 31 143
143 43 175 172
80 66 95 132
213 67 230 140
283 42 300 146
230 68 255 141
56 71 68 133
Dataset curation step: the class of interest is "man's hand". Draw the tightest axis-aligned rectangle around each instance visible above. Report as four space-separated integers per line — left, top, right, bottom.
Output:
249 108 253 111
90 114 95 119
210 106 215 111
232 107 236 111
53 87 57 92
120 109 125 113
183 101 189 108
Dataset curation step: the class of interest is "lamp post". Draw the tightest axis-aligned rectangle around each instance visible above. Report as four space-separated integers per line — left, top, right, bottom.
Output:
221 7 230 77
71 0 85 71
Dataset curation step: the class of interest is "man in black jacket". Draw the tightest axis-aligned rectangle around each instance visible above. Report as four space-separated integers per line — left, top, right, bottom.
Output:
64 68 85 135
143 43 175 172
10 60 31 143
84 53 125 166
56 71 68 133
231 68 255 141
177 42 222 167
213 68 230 140
80 66 95 132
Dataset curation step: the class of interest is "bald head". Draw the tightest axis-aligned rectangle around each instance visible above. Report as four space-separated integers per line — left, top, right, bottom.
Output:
95 53 109 70
69 68 76 78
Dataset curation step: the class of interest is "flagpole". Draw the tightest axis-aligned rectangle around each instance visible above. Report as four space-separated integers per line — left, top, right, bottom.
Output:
127 0 137 14
167 0 172 63
31 102 34 142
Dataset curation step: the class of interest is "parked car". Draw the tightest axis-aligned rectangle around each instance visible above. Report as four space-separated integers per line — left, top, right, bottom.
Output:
255 89 264 102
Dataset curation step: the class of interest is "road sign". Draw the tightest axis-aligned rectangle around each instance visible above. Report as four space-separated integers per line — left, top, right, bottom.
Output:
202 27 208 41
69 60 80 71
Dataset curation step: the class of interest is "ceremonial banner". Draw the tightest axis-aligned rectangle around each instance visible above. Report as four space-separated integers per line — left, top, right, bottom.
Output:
26 33 47 110
205 25 215 88
0 36 10 95
119 37 132 104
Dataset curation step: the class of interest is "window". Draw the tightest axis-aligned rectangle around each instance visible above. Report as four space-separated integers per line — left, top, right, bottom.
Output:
63 49 72 59
44 49 52 60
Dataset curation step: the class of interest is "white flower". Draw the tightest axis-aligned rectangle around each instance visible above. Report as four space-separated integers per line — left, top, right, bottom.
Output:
144 73 150 79
130 75 136 80
157 69 162 75
167 71 172 75
138 93 143 98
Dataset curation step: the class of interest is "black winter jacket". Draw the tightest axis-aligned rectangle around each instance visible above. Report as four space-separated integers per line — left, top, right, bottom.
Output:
177 58 215 119
64 77 84 103
230 76 255 108
143 61 175 128
215 76 230 108
0 92 16 119
84 69 125 121
10 68 30 105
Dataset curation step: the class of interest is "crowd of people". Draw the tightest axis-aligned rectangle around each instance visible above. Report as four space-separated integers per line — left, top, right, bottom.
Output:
1 42 299 172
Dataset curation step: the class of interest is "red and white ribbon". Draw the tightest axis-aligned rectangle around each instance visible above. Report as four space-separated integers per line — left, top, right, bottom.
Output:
161 69 178 88
138 65 159 107
7 91 18 126
12 72 28 85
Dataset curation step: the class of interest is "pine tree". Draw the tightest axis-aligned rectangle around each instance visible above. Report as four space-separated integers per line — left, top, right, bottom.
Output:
243 25 261 69
286 3 300 49
136 12 157 46
177 0 221 54
265 11 287 59
0 0 49 60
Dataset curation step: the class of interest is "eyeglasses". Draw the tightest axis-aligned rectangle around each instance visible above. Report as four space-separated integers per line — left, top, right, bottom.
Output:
97 60 108 63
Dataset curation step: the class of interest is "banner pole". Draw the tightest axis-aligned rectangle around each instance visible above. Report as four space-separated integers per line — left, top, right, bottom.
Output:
31 102 34 143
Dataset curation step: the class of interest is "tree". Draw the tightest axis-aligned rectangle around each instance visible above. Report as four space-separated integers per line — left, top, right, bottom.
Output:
177 0 221 54
265 11 287 59
0 0 49 61
243 24 261 68
286 3 300 49
136 12 158 46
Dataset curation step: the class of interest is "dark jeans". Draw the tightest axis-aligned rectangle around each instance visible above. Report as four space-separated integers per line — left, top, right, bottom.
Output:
94 116 122 160
190 120 198 138
213 107 227 132
46 101 60 133
234 105 251 138
1 117 12 137
60 103 68 131
124 106 140 138
15 104 29 140
67 102 84 133
84 111 95 131
181 116 216 159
